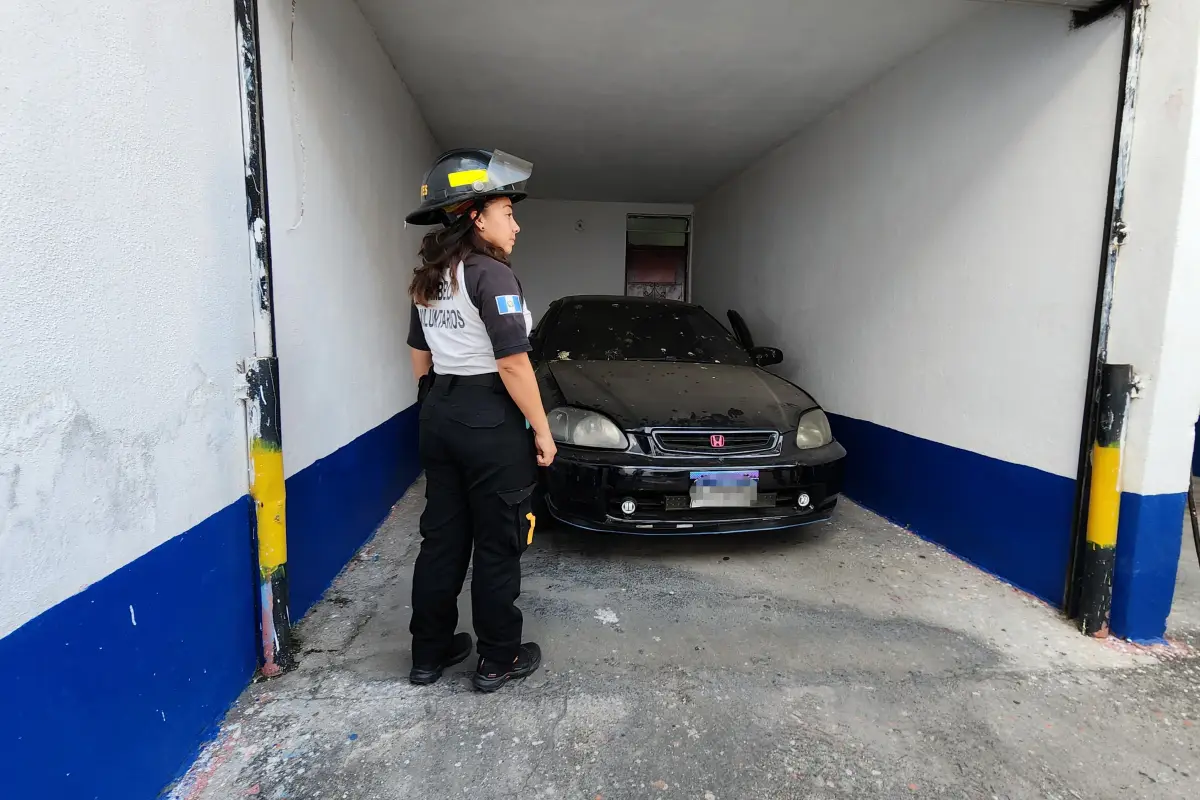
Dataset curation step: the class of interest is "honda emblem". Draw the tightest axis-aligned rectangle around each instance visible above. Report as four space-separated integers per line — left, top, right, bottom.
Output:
710 434 725 448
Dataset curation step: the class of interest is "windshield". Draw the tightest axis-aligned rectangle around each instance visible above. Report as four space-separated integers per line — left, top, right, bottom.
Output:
542 300 753 365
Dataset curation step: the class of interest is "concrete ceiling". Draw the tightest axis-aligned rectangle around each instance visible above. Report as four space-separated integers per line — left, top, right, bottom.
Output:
357 0 1106 203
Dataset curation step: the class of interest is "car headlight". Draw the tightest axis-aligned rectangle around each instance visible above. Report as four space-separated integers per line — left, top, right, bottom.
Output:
795 408 833 449
548 407 629 450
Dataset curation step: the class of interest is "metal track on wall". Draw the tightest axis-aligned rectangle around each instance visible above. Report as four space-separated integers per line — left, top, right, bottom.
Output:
1066 0 1148 618
233 0 295 677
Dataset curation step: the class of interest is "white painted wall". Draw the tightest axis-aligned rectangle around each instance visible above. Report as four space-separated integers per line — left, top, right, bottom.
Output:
0 1 252 637
692 4 1124 478
513 200 694 322
257 0 439 475
1108 0 1200 497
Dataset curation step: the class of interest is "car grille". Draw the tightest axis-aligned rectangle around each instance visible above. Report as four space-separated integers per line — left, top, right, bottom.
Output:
662 493 779 510
651 430 780 456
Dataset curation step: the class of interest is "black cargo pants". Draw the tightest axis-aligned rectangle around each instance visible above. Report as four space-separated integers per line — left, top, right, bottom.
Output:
410 372 539 666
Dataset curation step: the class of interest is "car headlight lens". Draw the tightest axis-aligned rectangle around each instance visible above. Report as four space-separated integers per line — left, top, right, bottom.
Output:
795 408 833 449
548 407 629 450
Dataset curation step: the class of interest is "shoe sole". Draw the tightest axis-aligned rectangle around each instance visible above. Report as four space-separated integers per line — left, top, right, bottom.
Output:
472 650 542 693
409 642 473 685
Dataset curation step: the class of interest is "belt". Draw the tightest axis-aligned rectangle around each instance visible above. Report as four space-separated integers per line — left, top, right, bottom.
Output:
431 372 502 389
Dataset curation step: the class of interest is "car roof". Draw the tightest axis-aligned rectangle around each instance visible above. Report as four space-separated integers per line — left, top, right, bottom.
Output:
553 294 700 309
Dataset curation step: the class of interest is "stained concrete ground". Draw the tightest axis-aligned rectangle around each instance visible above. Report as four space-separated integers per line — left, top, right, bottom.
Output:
173 478 1200 800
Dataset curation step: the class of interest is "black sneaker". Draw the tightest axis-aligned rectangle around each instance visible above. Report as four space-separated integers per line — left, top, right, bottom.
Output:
472 642 542 693
409 632 473 685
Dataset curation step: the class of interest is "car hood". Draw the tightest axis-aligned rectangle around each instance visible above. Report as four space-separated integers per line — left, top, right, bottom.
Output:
545 360 817 430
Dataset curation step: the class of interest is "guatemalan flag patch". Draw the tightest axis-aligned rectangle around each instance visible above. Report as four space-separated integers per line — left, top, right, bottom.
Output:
496 295 523 315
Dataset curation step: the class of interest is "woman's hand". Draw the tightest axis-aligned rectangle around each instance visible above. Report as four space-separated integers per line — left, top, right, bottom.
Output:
534 429 557 467
496 352 555 467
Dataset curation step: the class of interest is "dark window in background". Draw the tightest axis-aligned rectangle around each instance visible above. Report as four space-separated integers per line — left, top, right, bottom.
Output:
625 215 690 301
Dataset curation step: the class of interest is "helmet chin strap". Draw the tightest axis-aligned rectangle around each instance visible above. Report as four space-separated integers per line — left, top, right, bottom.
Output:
441 197 486 227
430 205 482 246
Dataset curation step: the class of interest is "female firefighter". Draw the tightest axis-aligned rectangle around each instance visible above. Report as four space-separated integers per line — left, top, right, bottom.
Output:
404 148 555 692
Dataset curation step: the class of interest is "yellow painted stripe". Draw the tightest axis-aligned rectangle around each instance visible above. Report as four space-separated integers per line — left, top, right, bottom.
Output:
1086 443 1122 548
526 512 536 546
447 169 488 188
251 440 288 571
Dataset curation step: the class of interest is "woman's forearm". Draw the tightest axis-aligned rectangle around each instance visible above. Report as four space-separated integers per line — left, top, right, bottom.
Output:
410 348 433 384
496 353 550 435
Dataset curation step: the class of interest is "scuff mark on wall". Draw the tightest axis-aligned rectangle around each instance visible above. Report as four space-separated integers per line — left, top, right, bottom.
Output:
0 393 157 555
0 370 241 639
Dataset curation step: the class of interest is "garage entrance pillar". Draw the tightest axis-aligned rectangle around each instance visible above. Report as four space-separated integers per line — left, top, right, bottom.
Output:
1100 0 1200 642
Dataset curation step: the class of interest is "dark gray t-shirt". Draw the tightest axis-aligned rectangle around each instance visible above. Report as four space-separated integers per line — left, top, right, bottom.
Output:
407 253 533 375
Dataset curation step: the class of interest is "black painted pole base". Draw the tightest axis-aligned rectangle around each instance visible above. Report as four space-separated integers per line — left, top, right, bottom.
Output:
1079 543 1117 637
262 564 295 676
1077 364 1133 638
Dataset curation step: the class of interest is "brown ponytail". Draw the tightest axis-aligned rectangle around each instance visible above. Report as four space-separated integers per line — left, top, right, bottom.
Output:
410 200 513 306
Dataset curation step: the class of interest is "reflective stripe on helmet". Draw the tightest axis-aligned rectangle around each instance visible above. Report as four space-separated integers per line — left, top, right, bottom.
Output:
447 169 489 188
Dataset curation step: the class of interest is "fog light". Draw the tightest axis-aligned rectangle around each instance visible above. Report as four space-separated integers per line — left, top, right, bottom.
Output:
620 498 638 516
797 493 811 509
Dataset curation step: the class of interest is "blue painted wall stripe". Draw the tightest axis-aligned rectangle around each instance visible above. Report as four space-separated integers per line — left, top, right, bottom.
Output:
287 404 422 618
828 413 1075 606
1111 491 1186 644
0 498 258 800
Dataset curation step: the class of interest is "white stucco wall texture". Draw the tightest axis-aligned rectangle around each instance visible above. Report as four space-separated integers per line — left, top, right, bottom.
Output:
513 200 694 321
257 0 439 476
692 4 1124 480
0 0 253 638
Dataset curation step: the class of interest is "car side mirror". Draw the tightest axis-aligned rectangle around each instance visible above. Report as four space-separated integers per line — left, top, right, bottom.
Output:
750 346 783 367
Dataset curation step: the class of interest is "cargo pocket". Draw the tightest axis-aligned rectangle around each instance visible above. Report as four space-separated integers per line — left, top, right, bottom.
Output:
499 483 538 555
445 399 504 429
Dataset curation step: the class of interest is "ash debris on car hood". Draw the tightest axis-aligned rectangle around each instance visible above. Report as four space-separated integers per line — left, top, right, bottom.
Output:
547 360 813 429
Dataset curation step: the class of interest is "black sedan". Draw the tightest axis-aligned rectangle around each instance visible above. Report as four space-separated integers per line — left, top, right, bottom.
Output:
529 295 847 534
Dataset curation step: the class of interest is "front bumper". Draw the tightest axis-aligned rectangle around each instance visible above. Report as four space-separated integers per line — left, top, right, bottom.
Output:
543 441 846 535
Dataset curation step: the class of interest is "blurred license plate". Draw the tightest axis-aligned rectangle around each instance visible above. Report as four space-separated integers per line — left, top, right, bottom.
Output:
689 470 759 508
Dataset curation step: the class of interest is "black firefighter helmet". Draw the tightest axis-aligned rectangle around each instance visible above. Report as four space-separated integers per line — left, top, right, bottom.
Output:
406 148 533 227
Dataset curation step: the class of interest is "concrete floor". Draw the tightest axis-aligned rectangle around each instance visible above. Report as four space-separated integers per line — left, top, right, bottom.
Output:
173 479 1200 800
